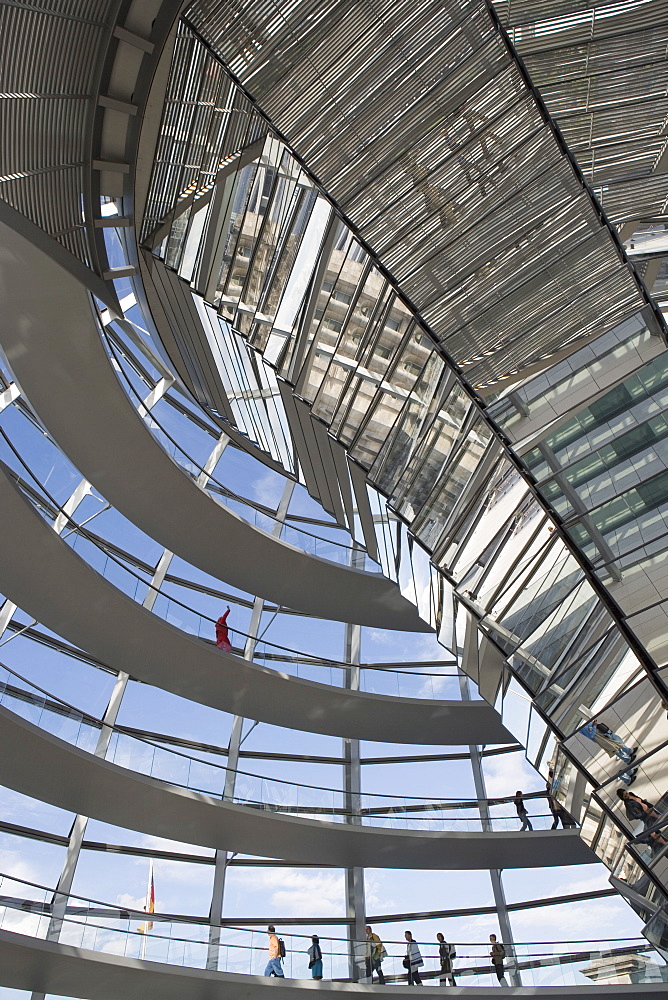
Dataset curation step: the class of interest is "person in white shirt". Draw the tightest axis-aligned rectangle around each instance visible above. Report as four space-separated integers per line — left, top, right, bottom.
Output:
404 930 423 986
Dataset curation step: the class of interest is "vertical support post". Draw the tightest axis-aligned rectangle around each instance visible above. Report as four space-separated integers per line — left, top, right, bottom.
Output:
344 546 367 982
458 612 521 987
206 478 295 972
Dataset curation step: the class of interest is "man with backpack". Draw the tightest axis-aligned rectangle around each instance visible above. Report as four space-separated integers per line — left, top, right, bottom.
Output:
364 925 386 984
489 934 508 986
437 933 456 986
265 925 285 977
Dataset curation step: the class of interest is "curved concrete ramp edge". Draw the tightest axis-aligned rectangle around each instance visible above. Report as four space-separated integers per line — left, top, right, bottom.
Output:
0 210 429 633
0 464 512 745
0 708 596 870
0 931 659 1000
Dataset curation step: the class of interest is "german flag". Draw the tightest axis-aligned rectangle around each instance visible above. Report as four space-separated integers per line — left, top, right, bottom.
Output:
137 861 155 934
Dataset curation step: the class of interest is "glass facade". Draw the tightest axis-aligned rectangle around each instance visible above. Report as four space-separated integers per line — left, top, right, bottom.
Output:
0 0 667 995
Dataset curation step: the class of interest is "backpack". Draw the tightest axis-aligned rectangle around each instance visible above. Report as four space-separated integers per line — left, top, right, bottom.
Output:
278 938 286 959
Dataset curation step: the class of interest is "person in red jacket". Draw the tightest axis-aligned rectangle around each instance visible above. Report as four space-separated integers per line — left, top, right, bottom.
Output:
216 606 232 652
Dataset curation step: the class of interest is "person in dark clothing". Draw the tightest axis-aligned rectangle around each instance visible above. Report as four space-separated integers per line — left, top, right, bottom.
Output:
404 931 423 986
514 790 533 831
215 606 232 652
557 804 577 828
489 934 508 986
617 789 660 828
546 781 562 829
637 829 668 856
308 934 323 979
436 932 456 986
546 778 577 829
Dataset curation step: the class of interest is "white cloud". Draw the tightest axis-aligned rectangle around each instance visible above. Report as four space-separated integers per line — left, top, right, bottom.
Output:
242 868 345 917
510 898 631 939
0 848 43 886
547 872 612 898
483 753 543 799
251 471 282 508
136 833 212 857
116 892 148 912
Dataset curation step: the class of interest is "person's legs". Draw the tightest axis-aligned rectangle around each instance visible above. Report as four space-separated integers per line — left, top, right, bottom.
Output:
609 733 635 756
551 815 560 829
413 968 423 985
265 958 284 977
365 958 372 981
521 814 533 831
311 959 323 979
374 960 385 985
494 963 509 985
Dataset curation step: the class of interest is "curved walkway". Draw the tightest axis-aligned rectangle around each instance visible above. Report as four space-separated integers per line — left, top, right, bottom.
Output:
0 463 511 745
0 931 655 1000
0 208 427 633
0 708 594 869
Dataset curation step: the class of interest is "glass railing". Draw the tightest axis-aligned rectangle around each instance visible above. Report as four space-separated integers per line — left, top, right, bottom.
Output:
0 664 550 833
0 872 660 985
103 332 384 574
0 430 453 702
65 526 456 698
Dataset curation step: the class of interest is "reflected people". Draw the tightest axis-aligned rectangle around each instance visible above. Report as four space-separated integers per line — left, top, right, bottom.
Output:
581 720 636 763
617 789 661 828
546 771 576 828
514 790 533 831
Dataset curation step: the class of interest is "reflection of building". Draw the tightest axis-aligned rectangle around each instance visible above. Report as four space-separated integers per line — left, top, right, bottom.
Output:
582 953 668 985
149 1 668 937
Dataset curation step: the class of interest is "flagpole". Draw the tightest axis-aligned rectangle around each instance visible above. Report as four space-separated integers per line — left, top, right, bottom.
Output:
139 859 153 961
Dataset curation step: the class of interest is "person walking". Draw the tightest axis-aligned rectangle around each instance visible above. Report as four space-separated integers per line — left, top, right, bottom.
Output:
617 789 660 828
546 780 562 829
637 828 668 856
215 606 232 652
595 722 636 761
489 934 508 986
581 720 636 763
364 925 386 985
546 785 577 828
265 925 285 977
308 934 323 980
514 790 533 831
404 930 424 986
436 932 456 986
